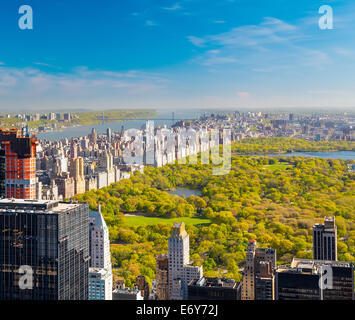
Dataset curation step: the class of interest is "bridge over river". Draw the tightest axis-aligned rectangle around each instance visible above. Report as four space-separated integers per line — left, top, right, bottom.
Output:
98 111 196 125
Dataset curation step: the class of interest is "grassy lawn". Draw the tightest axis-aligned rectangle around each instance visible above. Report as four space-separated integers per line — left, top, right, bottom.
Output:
263 163 293 171
123 215 211 226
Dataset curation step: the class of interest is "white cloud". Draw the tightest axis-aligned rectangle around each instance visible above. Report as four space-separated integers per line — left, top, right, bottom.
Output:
205 17 297 48
195 49 238 66
0 66 167 109
187 36 206 47
162 3 181 11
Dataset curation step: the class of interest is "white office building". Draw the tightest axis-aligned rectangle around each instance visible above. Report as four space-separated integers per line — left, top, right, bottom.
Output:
89 204 112 300
168 222 203 300
89 268 113 300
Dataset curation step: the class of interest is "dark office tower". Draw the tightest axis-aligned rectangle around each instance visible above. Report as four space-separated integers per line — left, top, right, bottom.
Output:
276 265 321 300
0 199 90 300
276 258 354 300
313 217 337 261
0 128 38 199
255 261 275 300
289 113 294 121
188 277 241 300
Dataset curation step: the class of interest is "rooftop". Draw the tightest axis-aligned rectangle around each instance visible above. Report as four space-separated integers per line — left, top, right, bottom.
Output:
291 258 353 269
0 198 84 214
170 222 188 239
190 277 238 289
277 258 354 275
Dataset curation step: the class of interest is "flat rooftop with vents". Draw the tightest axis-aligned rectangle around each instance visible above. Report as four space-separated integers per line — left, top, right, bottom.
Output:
0 198 82 214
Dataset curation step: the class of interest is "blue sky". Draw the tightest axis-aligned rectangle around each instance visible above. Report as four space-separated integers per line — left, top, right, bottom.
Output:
0 0 354 111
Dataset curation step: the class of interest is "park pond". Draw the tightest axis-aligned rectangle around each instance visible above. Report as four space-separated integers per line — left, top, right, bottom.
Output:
168 187 202 197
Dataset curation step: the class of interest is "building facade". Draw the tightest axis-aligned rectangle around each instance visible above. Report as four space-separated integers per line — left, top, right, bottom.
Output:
313 216 337 261
241 240 276 300
0 128 38 199
188 277 241 300
89 268 112 300
88 204 112 300
276 258 354 300
136 275 150 300
255 261 275 300
156 254 169 300
0 199 89 300
168 223 203 300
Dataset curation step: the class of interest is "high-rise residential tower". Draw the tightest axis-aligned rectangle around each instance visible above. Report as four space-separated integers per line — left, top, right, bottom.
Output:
0 128 38 199
241 240 276 300
88 204 112 300
70 157 85 195
0 199 90 300
107 128 112 143
168 222 203 300
136 276 150 300
156 254 169 300
313 216 337 261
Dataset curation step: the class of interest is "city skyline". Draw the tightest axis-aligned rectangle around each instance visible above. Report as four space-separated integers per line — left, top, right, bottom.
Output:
0 0 355 111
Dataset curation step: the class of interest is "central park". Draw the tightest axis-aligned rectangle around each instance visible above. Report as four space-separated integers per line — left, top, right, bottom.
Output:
74 137 355 288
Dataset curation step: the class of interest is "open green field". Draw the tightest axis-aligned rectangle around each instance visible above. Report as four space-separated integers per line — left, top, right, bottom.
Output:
123 215 211 226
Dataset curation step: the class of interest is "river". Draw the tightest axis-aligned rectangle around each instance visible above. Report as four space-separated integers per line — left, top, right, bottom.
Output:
267 151 355 160
36 109 208 141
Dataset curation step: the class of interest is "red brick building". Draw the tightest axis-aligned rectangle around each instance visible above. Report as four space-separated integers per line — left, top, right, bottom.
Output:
0 128 38 199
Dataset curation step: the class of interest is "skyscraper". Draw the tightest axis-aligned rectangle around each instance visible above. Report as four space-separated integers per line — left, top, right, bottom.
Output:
0 199 90 300
70 140 78 159
0 128 38 199
313 216 337 261
88 204 112 300
107 128 112 143
276 258 354 300
0 149 5 198
241 239 276 300
90 128 97 144
255 261 275 300
156 254 169 300
168 222 203 300
136 276 150 300
70 157 85 195
89 268 112 301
